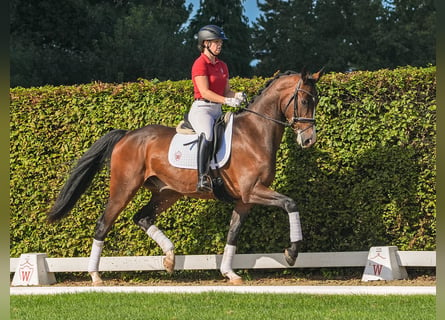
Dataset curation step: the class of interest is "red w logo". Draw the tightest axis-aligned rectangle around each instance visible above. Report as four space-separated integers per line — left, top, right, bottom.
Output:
373 264 383 276
20 270 32 282
18 261 34 283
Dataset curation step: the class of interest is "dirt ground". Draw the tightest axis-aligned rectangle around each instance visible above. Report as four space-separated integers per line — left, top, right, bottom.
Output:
51 270 436 287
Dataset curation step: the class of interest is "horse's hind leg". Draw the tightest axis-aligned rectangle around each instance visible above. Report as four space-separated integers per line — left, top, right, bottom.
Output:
88 191 142 285
88 163 145 285
133 189 181 273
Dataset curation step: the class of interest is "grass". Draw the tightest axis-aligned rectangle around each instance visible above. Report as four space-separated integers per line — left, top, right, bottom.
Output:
10 292 435 320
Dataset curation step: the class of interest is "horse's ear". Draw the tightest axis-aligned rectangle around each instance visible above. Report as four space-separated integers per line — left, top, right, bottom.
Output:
301 66 308 82
312 67 325 82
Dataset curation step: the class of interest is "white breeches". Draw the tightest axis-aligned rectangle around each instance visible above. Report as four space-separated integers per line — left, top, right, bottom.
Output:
188 100 222 141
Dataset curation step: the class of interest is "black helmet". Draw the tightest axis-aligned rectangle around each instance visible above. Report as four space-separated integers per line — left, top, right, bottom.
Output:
197 25 228 49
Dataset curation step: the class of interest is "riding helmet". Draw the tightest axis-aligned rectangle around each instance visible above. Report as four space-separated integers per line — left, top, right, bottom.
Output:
197 25 228 50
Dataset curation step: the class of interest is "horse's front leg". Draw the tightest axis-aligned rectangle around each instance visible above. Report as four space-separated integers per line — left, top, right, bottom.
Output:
247 185 303 266
220 203 250 284
284 211 303 266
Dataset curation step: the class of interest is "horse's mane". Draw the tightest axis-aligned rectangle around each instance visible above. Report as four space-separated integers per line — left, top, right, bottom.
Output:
262 70 299 92
237 70 299 113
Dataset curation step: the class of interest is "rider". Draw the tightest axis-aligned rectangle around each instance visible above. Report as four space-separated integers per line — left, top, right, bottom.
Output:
188 25 246 193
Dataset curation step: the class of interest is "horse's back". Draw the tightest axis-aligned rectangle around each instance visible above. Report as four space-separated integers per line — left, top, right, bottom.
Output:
111 124 176 165
131 123 176 137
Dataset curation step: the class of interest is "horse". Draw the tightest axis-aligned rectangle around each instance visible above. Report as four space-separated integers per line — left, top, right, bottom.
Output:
47 68 324 285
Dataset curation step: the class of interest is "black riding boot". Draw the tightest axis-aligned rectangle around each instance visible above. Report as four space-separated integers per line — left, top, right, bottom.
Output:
196 133 213 192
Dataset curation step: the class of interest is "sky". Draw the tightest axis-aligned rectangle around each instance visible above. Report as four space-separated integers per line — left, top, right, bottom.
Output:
185 0 263 26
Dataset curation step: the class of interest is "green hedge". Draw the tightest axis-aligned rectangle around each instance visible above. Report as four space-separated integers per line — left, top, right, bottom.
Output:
10 66 436 258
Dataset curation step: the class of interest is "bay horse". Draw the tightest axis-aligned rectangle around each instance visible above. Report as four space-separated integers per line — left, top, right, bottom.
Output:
47 69 323 285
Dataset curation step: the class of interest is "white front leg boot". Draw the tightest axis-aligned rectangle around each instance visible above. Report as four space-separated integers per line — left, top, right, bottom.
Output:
220 244 242 284
288 211 303 242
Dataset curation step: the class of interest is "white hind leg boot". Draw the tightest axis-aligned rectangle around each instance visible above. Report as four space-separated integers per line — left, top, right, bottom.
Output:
88 239 104 285
147 225 175 273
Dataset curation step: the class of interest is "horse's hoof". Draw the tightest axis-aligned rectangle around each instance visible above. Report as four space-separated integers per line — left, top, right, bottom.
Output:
92 280 105 286
224 271 243 285
89 272 104 286
229 277 244 285
284 248 297 266
163 250 175 274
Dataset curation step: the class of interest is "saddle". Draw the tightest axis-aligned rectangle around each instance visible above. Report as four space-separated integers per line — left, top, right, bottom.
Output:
176 112 233 159
175 112 235 203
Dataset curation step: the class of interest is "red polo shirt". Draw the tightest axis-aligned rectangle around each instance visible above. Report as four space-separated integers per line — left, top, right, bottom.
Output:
192 53 229 99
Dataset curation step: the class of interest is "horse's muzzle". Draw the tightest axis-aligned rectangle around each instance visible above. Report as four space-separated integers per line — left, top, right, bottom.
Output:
296 128 316 148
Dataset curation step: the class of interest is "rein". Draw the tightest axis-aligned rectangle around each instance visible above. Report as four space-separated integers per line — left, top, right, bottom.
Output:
238 107 292 127
238 79 317 128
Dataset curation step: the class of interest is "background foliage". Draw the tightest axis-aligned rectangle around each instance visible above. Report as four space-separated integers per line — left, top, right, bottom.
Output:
10 0 435 87
10 66 436 258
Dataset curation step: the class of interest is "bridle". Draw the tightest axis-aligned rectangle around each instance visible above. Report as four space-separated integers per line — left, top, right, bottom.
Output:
240 78 318 129
283 78 317 127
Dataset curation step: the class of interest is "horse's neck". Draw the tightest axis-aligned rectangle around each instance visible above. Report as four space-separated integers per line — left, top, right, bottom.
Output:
237 102 285 151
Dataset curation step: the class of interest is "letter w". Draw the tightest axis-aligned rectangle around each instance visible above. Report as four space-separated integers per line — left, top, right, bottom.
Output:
373 264 383 276
21 270 32 282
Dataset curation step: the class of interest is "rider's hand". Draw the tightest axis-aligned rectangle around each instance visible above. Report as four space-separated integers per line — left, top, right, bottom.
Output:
224 97 242 108
234 92 247 103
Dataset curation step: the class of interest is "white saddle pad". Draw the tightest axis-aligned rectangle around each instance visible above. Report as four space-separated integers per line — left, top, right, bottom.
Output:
168 114 234 169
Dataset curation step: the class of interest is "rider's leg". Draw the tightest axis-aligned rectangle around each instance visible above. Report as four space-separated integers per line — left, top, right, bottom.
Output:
196 132 213 192
188 101 221 192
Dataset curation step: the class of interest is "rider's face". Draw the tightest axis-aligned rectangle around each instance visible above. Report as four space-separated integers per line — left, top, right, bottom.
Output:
206 39 223 54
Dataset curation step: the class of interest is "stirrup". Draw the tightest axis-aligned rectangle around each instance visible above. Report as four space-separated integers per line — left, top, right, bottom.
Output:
197 175 212 192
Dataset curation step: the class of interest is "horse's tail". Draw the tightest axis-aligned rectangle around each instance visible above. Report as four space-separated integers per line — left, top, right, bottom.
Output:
47 129 128 223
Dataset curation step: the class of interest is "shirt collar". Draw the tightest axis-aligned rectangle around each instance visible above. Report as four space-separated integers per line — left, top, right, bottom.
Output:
201 53 219 65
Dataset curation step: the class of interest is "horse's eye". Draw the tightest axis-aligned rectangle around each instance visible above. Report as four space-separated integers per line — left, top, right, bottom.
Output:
301 99 308 106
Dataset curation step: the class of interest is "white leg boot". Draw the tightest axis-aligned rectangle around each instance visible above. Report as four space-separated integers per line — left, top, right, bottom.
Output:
220 244 242 284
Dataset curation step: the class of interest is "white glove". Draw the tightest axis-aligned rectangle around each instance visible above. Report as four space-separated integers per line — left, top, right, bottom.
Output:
224 97 242 108
234 92 247 103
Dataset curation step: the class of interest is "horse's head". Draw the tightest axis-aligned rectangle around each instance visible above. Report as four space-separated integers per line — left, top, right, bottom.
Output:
282 68 323 148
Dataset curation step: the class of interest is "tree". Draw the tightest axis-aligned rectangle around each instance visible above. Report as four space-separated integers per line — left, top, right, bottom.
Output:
10 0 192 86
10 0 435 86
311 0 388 71
379 0 436 68
10 0 101 86
95 1 192 82
251 0 435 75
185 0 253 77
252 0 317 75
342 0 388 70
